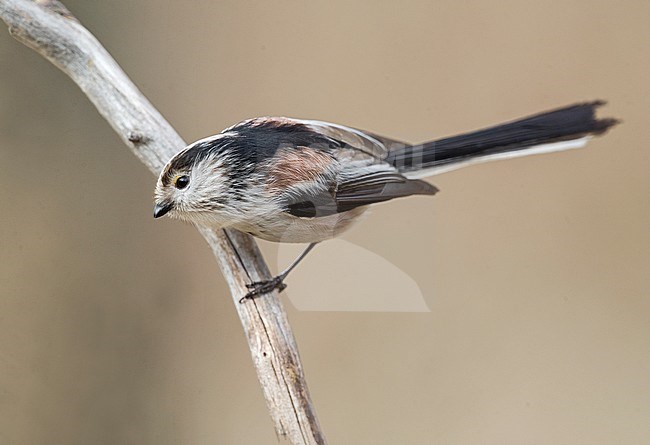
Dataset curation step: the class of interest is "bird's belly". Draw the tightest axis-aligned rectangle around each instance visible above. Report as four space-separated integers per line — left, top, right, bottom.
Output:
235 208 366 243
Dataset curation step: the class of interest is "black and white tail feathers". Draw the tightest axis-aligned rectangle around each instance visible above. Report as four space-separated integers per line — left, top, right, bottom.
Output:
388 101 619 178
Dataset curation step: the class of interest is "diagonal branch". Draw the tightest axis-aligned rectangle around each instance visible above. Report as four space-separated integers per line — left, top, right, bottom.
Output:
0 1 326 443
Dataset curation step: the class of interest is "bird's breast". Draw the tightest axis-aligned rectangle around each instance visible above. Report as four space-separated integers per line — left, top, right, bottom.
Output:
234 207 367 243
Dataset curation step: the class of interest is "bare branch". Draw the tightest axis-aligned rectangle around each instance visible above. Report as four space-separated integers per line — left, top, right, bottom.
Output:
0 1 325 443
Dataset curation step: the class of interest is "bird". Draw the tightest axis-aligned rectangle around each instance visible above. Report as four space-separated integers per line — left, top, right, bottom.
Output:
153 101 618 300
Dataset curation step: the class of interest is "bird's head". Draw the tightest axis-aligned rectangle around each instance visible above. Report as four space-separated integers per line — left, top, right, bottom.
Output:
153 135 235 225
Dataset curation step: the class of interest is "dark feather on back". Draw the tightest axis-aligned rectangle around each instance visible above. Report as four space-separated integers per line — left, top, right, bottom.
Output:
162 118 344 188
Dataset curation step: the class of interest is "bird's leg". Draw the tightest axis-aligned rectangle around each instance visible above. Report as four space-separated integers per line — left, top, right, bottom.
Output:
240 243 319 303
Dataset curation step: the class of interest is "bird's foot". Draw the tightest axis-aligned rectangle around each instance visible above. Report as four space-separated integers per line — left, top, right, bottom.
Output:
240 276 287 303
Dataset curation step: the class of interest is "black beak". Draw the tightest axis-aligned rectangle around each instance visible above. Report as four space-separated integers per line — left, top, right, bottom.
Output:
153 202 173 218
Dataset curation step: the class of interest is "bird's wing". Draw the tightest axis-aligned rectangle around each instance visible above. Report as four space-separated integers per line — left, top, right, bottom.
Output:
283 162 438 218
334 169 438 213
223 117 437 217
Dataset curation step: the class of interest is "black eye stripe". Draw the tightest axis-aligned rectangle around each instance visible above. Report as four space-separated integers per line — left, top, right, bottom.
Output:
175 175 190 189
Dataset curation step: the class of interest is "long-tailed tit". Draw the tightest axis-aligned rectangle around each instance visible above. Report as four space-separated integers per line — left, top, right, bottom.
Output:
153 101 618 300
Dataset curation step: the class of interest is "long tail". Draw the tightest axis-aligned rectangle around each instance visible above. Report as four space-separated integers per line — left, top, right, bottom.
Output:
387 101 619 179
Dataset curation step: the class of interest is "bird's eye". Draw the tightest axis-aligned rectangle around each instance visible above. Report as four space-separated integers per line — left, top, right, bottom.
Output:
175 175 190 189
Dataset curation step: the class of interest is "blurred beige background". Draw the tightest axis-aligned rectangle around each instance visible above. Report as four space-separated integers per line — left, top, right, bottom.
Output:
1 1 648 444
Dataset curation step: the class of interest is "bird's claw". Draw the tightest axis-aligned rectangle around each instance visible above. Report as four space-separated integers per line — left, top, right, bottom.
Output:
240 276 287 303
